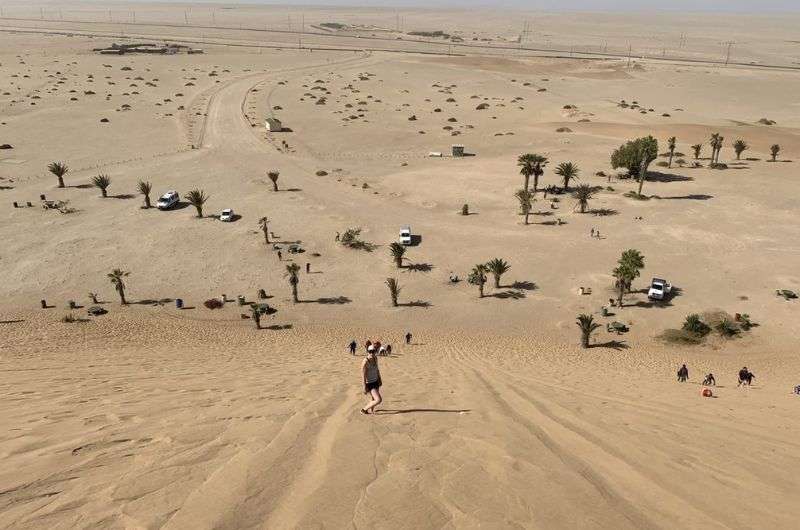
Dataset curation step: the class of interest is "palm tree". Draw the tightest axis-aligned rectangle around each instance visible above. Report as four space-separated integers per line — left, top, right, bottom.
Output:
613 263 636 307
619 248 645 291
709 133 724 164
251 305 262 329
771 144 781 162
573 184 594 213
386 277 401 307
486 258 510 289
258 217 271 244
468 264 489 297
184 189 209 218
107 268 130 305
576 314 602 349
691 144 702 160
555 161 579 191
515 188 533 225
48 161 68 188
667 136 676 168
733 139 748 160
92 174 111 198
268 171 280 192
517 153 548 192
285 263 300 302
389 242 406 268
137 180 152 208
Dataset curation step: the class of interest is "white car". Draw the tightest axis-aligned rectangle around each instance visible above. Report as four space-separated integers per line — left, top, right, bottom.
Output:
648 278 672 300
399 226 412 245
219 208 234 222
157 190 179 210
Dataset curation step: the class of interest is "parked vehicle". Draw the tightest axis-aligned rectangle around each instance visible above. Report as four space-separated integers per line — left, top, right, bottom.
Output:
219 208 234 222
157 190 179 210
400 226 412 245
648 278 672 300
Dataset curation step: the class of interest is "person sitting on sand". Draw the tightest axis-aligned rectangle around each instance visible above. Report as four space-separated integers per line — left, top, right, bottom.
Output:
378 344 387 356
738 367 755 386
703 373 716 386
677 364 689 383
361 348 383 414
385 344 392 356
365 339 372 351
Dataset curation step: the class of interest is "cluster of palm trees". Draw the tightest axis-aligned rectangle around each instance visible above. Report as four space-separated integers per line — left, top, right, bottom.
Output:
688 136 781 163
468 258 510 297
516 154 582 222
612 249 645 307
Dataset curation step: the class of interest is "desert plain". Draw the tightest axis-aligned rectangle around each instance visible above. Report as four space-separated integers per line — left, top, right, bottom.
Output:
1 2 800 528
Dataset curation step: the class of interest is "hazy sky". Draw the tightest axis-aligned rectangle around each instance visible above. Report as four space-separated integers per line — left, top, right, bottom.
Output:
120 0 800 12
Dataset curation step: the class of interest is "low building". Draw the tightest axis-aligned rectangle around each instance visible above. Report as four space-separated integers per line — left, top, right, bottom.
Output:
265 118 283 132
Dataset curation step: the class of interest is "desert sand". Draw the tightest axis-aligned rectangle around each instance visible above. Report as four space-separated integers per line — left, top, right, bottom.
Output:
2 2 800 529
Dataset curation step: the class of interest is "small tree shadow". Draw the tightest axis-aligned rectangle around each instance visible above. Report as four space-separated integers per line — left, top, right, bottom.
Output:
647 171 693 183
533 210 554 217
591 340 629 350
404 263 433 273
285 188 303 192
589 208 618 216
398 300 432 308
170 201 192 210
264 324 293 330
489 290 526 299
71 183 94 189
110 194 136 200
655 194 713 201
509 280 537 291
303 296 351 305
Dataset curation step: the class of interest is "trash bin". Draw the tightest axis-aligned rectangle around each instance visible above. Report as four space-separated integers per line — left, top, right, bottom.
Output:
175 298 184 309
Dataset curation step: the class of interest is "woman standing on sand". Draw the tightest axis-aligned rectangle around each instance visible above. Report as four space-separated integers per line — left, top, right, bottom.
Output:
361 348 383 414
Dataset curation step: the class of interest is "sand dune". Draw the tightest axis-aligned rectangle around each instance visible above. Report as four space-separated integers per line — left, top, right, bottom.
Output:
2 3 800 528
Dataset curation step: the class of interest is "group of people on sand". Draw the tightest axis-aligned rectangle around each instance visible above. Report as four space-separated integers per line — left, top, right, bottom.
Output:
677 364 755 387
352 332 414 415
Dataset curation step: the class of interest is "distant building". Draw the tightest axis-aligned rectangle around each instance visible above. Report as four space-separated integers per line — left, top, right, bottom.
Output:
452 144 465 157
265 118 283 132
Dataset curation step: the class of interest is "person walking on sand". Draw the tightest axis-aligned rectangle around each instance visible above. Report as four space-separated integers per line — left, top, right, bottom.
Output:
277 250 282 261
677 364 689 383
405 332 412 345
306 262 310 274
335 231 340 242
361 348 382 414
349 340 357 355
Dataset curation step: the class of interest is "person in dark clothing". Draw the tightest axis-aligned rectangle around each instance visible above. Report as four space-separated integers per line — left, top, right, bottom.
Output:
702 373 716 386
277 250 282 261
738 367 755 386
677 364 689 383
306 262 310 273
349 340 357 355
405 332 412 345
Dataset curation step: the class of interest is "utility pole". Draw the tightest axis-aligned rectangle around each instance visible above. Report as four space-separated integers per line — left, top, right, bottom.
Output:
724 41 734 65
627 43 632 68
184 11 188 25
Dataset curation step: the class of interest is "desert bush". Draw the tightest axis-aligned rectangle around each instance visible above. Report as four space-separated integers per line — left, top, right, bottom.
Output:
204 298 224 310
682 314 711 336
340 227 375 251
716 319 740 337
656 161 669 167
61 313 77 323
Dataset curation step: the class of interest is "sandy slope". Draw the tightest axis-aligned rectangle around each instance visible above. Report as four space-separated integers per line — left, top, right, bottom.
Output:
2 3 800 529
2 312 800 529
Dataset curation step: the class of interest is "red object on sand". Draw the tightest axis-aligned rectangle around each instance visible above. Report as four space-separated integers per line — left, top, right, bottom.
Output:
702 388 713 398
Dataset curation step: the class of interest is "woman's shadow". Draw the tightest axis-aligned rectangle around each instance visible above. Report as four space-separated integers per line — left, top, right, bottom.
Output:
373 408 470 415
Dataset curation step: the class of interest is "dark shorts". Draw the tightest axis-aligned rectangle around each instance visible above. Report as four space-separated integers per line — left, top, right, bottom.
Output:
365 378 382 392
